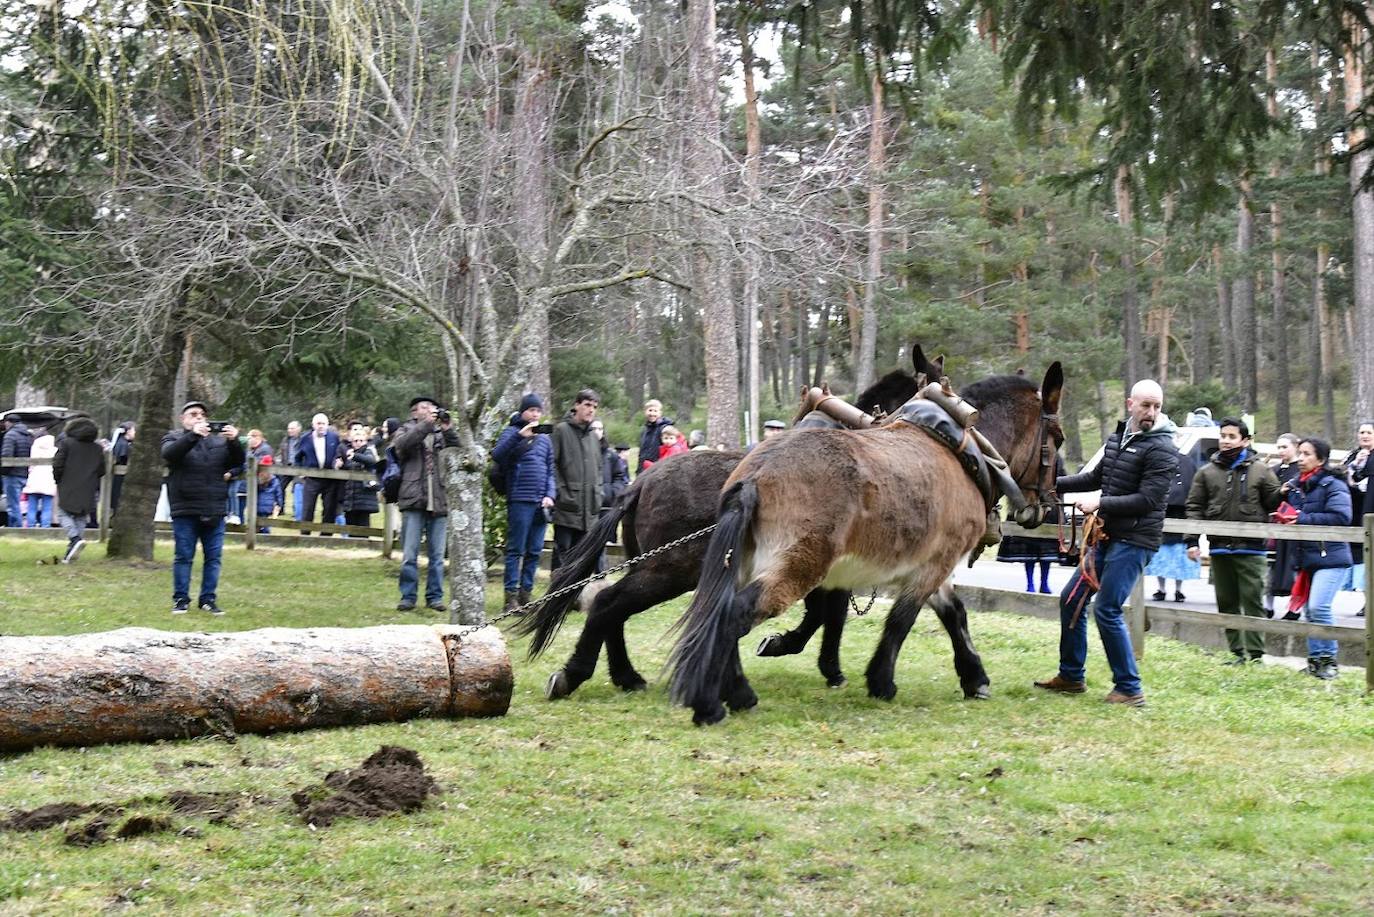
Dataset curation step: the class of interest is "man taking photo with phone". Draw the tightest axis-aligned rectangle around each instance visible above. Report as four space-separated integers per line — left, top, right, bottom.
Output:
162 401 243 615
491 393 556 612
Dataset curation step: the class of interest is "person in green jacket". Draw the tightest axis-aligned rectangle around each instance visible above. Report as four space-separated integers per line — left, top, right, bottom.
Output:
1185 417 1284 664
550 389 603 570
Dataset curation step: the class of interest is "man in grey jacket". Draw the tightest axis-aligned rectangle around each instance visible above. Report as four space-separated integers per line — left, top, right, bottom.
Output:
393 396 460 612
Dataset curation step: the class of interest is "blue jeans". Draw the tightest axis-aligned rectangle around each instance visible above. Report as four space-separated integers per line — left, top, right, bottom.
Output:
172 515 226 604
1304 566 1346 658
26 493 52 528
399 511 447 604
1058 540 1152 695
3 476 24 527
504 501 548 593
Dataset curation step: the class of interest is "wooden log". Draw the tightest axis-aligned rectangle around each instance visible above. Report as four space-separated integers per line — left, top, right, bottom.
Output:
0 624 511 752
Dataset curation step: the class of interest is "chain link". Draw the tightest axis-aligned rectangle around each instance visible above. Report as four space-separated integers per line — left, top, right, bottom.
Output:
444 523 720 643
850 588 879 617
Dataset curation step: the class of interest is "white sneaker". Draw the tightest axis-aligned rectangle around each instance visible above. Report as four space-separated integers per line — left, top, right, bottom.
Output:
61 539 85 564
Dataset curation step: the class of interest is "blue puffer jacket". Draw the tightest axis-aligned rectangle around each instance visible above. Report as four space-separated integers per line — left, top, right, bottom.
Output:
491 416 555 504
1289 468 1353 571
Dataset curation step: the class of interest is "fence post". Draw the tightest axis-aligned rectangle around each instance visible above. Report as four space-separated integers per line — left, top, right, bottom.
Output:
1366 516 1373 695
97 451 114 542
382 503 397 559
245 457 259 551
1128 575 1146 659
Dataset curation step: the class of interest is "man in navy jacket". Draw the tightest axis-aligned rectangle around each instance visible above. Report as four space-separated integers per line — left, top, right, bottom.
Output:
491 393 555 612
162 401 244 614
294 412 341 535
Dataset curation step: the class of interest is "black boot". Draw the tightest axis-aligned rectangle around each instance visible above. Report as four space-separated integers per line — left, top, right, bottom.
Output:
503 592 519 613
517 588 533 607
1316 656 1339 680
1305 657 1322 678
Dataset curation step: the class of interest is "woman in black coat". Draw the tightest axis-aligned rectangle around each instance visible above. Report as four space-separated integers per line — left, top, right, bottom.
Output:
335 426 381 530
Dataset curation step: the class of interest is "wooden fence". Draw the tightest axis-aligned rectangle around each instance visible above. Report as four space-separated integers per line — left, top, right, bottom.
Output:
2 454 398 556
1002 515 1373 693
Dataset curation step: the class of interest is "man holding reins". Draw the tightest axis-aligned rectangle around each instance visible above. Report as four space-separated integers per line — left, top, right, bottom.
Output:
1035 380 1179 708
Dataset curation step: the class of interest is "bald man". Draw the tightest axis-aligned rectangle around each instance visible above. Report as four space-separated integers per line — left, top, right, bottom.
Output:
1034 379 1179 708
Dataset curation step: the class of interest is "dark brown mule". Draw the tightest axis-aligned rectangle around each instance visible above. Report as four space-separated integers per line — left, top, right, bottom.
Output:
668 364 1064 725
516 347 945 700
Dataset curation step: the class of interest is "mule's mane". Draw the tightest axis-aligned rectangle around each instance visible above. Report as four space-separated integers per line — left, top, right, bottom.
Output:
958 373 1039 410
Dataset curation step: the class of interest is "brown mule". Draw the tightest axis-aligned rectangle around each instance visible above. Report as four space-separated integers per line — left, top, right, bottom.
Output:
668 364 1064 725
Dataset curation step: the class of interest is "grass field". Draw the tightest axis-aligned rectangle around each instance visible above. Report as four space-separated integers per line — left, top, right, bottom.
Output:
1 537 1372 915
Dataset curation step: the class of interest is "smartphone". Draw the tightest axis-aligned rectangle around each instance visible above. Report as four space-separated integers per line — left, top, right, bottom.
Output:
532 423 554 434
207 421 229 433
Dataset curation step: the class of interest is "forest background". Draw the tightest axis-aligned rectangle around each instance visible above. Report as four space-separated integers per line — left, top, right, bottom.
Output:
4 0 1374 618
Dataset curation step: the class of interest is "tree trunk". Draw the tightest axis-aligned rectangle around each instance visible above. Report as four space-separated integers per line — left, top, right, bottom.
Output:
797 295 810 391
1115 165 1144 387
1345 14 1374 425
1266 50 1292 433
106 319 184 561
812 300 831 387
1234 174 1259 413
1214 244 1237 392
511 53 554 400
855 67 885 393
0 624 511 752
684 0 739 447
1190 290 1209 385
444 457 489 627
740 20 763 444
171 332 193 425
1061 388 1084 464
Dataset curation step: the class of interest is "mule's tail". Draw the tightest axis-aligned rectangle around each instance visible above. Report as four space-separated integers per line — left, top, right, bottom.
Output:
514 484 640 658
667 480 759 708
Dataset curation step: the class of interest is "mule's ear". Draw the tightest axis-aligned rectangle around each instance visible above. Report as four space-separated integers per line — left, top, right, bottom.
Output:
911 343 945 380
1041 362 1065 414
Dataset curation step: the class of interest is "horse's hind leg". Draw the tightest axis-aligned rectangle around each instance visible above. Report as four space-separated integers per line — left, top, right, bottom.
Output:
814 589 850 688
929 584 990 699
546 569 686 700
864 593 925 701
755 587 836 656
720 643 758 713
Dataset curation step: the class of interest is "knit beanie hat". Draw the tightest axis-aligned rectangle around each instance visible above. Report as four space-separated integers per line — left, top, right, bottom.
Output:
519 393 544 413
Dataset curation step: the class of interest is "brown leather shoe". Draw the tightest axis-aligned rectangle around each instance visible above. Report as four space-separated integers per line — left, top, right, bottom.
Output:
1104 691 1146 707
1033 674 1086 694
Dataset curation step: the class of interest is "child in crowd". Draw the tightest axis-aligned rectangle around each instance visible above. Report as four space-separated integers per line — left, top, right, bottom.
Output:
255 455 284 533
657 425 689 461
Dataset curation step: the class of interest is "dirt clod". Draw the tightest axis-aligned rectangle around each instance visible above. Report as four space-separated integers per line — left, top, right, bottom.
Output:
63 818 111 847
5 803 104 832
116 815 174 839
165 791 238 822
292 745 438 828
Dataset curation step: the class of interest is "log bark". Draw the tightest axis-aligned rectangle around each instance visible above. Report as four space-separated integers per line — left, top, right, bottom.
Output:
0 624 511 752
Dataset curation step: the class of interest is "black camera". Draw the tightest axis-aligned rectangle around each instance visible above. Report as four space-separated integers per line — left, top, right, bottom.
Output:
207 421 230 433
532 423 554 435
436 408 451 424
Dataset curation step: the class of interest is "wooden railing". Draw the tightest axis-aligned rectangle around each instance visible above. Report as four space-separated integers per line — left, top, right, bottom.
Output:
2 454 398 556
1002 515 1373 692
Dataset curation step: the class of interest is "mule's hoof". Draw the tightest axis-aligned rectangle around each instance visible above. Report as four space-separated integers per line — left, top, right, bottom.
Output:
825 673 847 689
755 633 786 657
867 681 898 702
963 684 991 700
725 686 758 712
693 704 727 726
545 670 572 700
616 678 648 693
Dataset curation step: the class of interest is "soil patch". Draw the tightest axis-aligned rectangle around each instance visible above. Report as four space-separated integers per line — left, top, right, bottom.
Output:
292 745 439 828
116 815 174 839
63 818 111 847
166 791 238 822
4 802 115 832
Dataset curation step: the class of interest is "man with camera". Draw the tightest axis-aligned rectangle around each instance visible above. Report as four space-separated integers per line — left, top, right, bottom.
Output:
393 396 461 612
492 393 555 612
161 401 244 615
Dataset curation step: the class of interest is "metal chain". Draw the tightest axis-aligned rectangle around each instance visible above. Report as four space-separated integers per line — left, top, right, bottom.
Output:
444 523 720 642
850 588 879 617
